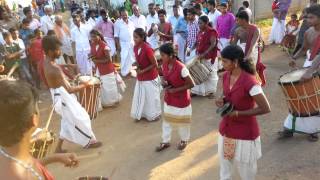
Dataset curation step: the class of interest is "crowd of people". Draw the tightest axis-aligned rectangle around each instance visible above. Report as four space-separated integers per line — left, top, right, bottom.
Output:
0 0 320 179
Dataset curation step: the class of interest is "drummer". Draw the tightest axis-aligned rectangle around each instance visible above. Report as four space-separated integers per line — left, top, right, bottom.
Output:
156 43 195 152
89 29 123 107
131 28 162 122
215 45 270 180
280 5 320 141
0 79 80 179
42 35 102 153
191 15 219 98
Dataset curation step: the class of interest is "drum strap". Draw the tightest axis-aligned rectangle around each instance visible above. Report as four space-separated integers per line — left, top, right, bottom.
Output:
291 116 296 132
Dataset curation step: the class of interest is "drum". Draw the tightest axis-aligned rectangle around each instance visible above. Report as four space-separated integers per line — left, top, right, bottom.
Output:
279 68 320 117
78 177 108 180
185 57 212 85
78 76 101 120
30 130 55 159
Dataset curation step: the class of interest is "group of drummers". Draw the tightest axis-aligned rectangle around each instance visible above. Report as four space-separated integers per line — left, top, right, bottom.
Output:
1 1 320 180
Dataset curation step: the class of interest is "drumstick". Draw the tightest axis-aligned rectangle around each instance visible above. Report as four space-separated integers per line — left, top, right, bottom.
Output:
7 63 19 77
45 105 55 130
77 151 102 160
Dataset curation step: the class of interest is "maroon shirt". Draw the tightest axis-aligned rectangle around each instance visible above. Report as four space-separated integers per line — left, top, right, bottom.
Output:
196 26 218 63
134 42 159 81
219 71 260 140
90 40 115 75
162 59 190 108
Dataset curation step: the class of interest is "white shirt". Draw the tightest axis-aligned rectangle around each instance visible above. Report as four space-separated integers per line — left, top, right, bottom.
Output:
13 38 26 58
168 15 181 31
146 13 160 49
40 15 55 34
129 14 147 30
29 18 41 31
244 8 253 20
208 9 221 29
71 25 91 51
114 19 135 43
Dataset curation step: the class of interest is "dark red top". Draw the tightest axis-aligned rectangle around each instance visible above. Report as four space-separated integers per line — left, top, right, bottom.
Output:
90 40 115 75
159 23 173 42
134 42 159 81
28 38 45 63
196 26 218 63
162 59 190 108
219 71 260 140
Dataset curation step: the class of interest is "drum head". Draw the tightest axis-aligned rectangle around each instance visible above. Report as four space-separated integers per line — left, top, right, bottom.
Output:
279 69 308 84
78 76 100 84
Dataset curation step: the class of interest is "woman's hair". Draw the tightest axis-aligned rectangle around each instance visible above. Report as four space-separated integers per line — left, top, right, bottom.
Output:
42 35 62 54
221 45 256 75
199 15 209 24
159 43 175 57
47 30 56 36
134 28 147 42
34 28 42 35
90 29 105 42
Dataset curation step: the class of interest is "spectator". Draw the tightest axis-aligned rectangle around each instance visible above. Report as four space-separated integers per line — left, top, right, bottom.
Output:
19 18 33 47
186 8 199 58
242 1 252 21
174 8 188 62
194 3 207 17
40 5 55 34
216 3 235 50
130 4 147 31
168 5 182 30
146 3 160 49
207 0 221 29
157 9 173 43
23 7 41 31
0 11 19 31
281 14 300 50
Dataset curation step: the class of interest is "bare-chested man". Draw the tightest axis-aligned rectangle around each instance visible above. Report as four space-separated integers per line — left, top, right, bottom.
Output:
42 35 102 152
280 5 320 141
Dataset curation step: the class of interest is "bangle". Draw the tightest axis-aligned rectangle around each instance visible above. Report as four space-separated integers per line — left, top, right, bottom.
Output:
235 111 239 117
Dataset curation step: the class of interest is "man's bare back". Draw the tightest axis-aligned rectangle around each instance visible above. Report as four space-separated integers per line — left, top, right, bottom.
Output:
234 26 259 44
43 58 68 89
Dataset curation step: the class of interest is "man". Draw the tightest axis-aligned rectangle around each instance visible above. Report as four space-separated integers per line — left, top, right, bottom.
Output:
174 8 188 62
146 3 160 49
175 0 184 16
280 5 320 141
155 4 161 13
0 11 19 31
40 5 55 35
95 9 116 58
242 1 252 21
208 0 221 29
114 8 136 77
54 15 75 64
23 7 41 31
19 18 33 50
194 3 207 17
71 14 92 75
0 79 80 179
42 35 102 152
130 4 147 31
186 8 199 60
152 9 173 44
216 3 235 50
168 5 182 30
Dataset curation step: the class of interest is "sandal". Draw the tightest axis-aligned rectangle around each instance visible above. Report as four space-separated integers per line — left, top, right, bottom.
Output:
155 143 170 152
278 130 293 139
308 133 319 142
177 141 188 150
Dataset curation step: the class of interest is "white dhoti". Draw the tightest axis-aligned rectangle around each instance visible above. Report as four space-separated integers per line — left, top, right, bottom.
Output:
218 134 262 180
50 87 96 147
269 18 285 44
131 77 162 121
303 51 312 68
162 103 192 143
61 35 73 57
105 37 116 56
191 59 219 96
219 38 230 50
174 33 186 63
283 114 320 134
98 72 123 107
76 49 93 75
185 49 196 65
120 41 135 76
238 43 259 65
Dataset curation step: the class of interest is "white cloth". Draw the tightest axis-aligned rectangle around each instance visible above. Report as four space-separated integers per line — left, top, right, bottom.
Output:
40 15 55 34
76 50 92 75
287 25 299 36
269 18 286 44
114 19 135 43
130 14 147 30
303 50 312 68
50 86 96 147
105 37 116 56
185 49 197 65
87 17 97 30
131 77 162 121
218 134 261 180
162 120 190 143
238 42 259 65
71 25 91 51
29 18 41 31
208 10 221 29
146 13 160 49
119 41 135 76
191 59 219 96
60 29 73 57
219 38 230 50
97 71 123 107
284 114 320 134
173 33 186 63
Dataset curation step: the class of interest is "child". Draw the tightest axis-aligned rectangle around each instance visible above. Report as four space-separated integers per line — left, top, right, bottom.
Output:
281 14 300 50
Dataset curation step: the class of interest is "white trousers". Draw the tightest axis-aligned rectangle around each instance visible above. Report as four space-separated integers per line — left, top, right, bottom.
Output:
269 18 286 44
174 33 186 63
99 72 123 107
105 37 116 56
162 120 190 143
120 41 135 76
76 50 92 75
219 38 230 51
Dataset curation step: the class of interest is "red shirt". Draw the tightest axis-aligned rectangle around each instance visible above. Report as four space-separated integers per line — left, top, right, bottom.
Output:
196 26 218 63
162 59 190 108
90 40 115 75
219 71 260 140
28 38 45 63
159 23 172 42
134 42 158 81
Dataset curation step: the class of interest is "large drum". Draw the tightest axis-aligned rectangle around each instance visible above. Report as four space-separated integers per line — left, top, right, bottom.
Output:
30 129 55 159
185 57 212 85
279 69 320 117
78 76 101 120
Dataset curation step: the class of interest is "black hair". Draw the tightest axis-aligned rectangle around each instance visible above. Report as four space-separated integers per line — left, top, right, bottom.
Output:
90 29 106 42
208 0 216 7
159 43 176 58
42 35 62 54
158 9 167 16
2 32 11 39
243 1 249 8
47 30 56 36
100 9 107 15
119 7 127 13
187 8 197 15
220 3 227 8
173 5 178 9
34 28 42 35
221 45 256 75
156 4 160 7
236 10 249 22
148 3 155 7
183 8 188 17
22 18 30 24
23 7 32 15
0 79 39 147
238 6 245 13
134 28 147 42
9 27 17 33
194 3 202 10
306 4 320 17
199 15 209 24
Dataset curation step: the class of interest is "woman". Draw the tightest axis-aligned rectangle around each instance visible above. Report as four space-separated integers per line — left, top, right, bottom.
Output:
90 29 123 107
131 28 161 122
156 43 195 152
215 45 270 180
191 15 219 98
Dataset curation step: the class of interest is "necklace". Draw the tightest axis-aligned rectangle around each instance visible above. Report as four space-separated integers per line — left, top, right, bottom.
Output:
0 148 43 180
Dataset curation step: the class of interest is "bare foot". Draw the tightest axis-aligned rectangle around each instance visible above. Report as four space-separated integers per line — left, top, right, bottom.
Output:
86 141 103 149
